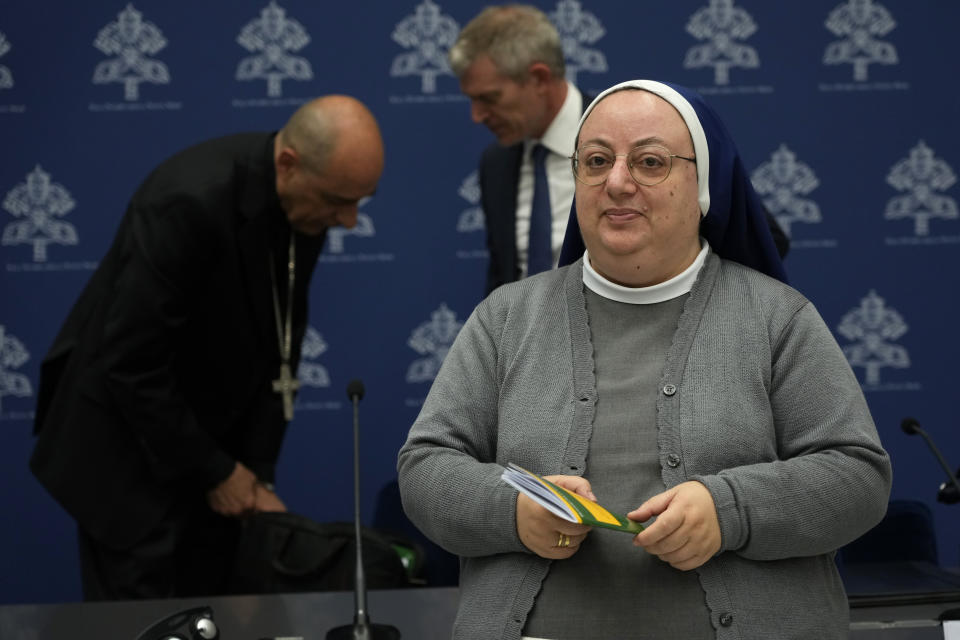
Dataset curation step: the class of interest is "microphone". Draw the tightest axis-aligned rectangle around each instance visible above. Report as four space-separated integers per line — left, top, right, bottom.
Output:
327 380 401 640
901 417 960 505
134 606 218 640
347 379 365 403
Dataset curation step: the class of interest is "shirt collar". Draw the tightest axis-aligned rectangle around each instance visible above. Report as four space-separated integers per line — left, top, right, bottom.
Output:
582 240 710 304
530 82 582 159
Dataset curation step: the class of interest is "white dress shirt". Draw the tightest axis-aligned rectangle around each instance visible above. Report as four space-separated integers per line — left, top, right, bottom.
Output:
515 82 582 278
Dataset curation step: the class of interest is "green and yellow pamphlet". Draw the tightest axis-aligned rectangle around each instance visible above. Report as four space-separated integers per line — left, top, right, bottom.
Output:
501 463 644 534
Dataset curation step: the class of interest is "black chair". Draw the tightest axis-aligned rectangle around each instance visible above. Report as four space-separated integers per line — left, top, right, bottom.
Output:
372 480 460 587
839 499 938 566
836 499 960 605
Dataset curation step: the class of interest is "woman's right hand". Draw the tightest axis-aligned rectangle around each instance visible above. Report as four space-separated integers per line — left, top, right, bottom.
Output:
516 475 594 559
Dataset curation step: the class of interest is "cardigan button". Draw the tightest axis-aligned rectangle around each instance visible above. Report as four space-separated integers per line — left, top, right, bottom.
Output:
666 453 681 468
719 613 734 627
662 383 677 396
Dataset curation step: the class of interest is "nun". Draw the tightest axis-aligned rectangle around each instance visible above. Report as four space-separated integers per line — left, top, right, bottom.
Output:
398 80 891 640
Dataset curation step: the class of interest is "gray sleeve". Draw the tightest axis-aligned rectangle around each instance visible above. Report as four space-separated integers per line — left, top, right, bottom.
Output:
695 302 892 560
397 301 528 558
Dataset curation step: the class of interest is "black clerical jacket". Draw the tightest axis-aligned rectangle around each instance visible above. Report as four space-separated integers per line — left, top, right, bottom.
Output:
30 133 324 549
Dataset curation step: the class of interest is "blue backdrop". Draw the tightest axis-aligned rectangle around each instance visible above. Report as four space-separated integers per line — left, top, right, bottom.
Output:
1 0 958 603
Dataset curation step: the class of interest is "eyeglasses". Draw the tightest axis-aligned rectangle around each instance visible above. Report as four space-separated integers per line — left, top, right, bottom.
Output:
570 144 696 187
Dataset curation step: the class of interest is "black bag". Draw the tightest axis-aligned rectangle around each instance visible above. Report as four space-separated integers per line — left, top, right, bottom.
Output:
230 512 420 594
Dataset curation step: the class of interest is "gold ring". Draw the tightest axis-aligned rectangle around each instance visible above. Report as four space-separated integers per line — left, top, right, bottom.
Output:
557 533 570 548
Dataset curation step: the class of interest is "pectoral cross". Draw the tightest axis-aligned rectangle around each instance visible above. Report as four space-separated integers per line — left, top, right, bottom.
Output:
272 362 300 421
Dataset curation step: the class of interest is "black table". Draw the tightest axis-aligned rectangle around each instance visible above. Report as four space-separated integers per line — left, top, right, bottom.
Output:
847 561 960 639
4 570 960 640
0 587 459 640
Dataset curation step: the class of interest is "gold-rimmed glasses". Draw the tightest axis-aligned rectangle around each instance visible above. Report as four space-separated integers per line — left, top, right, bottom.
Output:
571 144 696 186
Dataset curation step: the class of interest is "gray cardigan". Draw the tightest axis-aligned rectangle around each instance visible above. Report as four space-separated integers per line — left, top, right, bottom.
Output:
398 254 891 640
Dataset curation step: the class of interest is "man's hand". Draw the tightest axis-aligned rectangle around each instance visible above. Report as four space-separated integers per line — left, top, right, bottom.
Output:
516 475 594 559
206 462 258 517
629 481 721 571
254 483 287 513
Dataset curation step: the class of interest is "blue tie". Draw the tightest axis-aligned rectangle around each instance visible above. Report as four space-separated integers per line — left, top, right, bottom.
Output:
527 143 552 276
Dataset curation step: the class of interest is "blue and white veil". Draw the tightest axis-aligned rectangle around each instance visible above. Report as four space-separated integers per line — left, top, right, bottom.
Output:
558 79 788 284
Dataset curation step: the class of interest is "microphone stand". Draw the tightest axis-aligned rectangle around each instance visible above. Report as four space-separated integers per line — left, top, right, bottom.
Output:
902 417 960 505
327 380 401 640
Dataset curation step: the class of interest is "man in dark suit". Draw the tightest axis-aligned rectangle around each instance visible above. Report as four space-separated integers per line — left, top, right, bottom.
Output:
450 5 582 295
30 95 384 600
450 5 788 296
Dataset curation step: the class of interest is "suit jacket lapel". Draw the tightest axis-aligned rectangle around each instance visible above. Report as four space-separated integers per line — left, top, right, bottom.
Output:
488 143 523 275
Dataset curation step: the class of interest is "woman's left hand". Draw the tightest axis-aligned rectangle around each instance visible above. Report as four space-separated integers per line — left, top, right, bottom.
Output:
628 481 721 571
